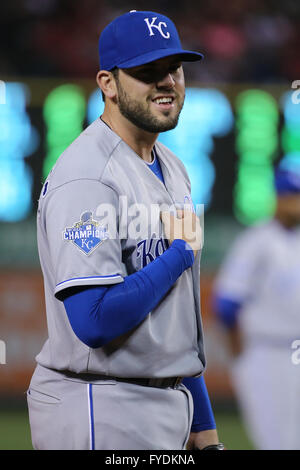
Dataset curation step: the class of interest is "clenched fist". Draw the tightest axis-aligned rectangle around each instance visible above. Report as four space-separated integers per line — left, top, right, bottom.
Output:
160 209 202 258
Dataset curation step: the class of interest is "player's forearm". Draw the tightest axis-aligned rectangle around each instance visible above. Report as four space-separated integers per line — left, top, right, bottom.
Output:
63 239 194 348
182 376 216 432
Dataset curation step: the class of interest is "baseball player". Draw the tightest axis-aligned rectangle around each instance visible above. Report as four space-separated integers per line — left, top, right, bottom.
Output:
213 165 300 450
27 10 224 450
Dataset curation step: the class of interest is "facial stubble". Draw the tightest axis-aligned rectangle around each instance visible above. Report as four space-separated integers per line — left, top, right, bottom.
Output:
115 78 185 133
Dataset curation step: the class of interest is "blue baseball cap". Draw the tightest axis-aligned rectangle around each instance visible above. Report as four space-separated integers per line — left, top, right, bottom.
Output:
274 168 300 195
99 10 204 71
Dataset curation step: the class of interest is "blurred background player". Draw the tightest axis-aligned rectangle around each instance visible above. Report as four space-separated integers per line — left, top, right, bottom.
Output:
213 163 300 450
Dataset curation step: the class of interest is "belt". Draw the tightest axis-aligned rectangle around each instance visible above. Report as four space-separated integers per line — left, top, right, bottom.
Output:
63 370 183 389
116 376 183 389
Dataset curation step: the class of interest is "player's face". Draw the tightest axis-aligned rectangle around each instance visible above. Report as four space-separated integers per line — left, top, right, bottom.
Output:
114 56 185 133
276 194 300 227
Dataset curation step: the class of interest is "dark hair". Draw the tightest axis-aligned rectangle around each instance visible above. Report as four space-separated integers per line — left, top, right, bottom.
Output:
101 68 119 102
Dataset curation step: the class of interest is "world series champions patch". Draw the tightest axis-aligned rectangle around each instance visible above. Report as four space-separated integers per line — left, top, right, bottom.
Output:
63 211 109 255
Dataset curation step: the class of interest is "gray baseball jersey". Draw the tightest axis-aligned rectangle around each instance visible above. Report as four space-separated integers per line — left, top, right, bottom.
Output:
35 117 205 378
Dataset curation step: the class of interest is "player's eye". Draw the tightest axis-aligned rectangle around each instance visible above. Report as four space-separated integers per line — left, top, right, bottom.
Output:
124 68 154 83
134 71 155 83
169 64 181 73
138 65 181 82
124 62 182 83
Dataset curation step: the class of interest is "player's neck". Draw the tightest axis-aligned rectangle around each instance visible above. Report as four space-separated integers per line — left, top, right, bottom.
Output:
101 110 157 163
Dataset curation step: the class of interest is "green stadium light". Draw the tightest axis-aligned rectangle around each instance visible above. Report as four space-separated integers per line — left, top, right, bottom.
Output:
43 84 86 179
234 90 279 225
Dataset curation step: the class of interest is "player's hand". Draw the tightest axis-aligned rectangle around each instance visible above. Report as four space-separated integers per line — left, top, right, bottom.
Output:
186 430 224 450
160 209 202 258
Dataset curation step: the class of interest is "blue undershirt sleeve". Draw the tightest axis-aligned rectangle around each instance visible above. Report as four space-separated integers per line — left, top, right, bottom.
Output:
62 239 194 348
182 376 216 432
62 240 216 433
213 294 242 328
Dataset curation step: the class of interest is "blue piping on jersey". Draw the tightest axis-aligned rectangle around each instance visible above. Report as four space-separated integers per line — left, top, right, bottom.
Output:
56 274 122 288
88 384 95 450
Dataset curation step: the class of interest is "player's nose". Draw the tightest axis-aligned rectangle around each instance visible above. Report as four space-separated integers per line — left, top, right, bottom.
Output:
156 72 176 89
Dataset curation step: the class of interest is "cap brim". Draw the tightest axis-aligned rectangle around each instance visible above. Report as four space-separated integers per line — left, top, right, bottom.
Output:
116 48 204 69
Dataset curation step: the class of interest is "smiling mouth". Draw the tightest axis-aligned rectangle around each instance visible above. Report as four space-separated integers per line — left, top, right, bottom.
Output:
151 96 175 109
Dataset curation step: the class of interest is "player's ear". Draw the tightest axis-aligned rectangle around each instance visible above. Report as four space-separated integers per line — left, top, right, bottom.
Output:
96 70 118 102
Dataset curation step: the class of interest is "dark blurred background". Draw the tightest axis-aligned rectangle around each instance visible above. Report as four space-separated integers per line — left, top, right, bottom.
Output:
1 0 300 81
0 0 299 449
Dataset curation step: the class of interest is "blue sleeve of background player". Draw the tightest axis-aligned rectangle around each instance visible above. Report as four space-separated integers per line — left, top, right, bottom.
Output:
62 238 194 348
213 294 242 328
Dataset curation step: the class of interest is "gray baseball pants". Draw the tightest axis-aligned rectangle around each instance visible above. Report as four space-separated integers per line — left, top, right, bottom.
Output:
27 364 193 450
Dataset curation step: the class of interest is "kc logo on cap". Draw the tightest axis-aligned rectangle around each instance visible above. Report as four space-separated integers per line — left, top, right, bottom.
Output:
144 17 171 39
98 10 204 71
